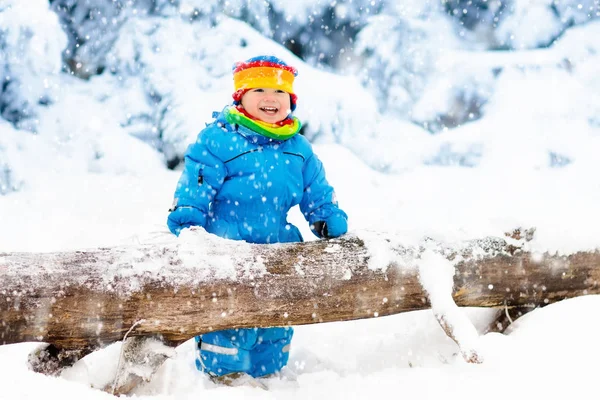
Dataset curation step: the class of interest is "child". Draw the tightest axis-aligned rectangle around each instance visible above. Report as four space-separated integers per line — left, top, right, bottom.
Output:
167 55 348 381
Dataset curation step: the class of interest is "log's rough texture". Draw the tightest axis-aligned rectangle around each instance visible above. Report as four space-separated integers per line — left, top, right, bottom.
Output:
1 233 599 352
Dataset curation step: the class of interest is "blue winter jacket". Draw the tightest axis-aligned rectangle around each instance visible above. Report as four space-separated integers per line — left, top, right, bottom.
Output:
168 108 347 243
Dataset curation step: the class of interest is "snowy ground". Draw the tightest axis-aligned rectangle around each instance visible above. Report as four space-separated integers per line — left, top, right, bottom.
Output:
1 141 600 399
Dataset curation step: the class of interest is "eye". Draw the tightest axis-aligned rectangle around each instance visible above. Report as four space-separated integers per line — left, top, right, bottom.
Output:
275 90 285 93
253 88 264 92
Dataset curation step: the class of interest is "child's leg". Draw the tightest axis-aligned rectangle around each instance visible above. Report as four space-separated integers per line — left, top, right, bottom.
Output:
248 327 294 378
195 328 258 377
195 327 293 378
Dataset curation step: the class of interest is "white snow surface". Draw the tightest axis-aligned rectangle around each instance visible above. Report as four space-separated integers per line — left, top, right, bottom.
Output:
1 3 600 400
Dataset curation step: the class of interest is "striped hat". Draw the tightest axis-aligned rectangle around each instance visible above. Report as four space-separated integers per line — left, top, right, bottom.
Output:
232 55 298 111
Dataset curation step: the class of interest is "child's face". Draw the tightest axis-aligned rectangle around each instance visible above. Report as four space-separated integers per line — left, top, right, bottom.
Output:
240 88 291 123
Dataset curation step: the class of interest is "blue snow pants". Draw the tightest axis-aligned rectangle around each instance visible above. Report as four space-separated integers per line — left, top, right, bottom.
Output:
195 327 293 377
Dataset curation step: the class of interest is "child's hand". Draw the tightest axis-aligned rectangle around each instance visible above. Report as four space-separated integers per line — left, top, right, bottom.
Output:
312 213 348 239
167 206 206 236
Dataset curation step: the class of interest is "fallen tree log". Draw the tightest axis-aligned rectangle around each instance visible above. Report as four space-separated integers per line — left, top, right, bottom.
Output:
1 230 599 352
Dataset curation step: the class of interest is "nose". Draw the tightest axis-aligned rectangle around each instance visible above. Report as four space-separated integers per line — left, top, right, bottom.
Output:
262 91 277 101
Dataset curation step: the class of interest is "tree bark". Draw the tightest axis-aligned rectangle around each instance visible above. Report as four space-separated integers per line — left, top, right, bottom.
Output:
1 232 599 353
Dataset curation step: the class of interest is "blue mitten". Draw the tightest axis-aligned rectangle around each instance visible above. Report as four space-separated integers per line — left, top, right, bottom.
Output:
167 206 206 236
324 213 348 238
312 213 348 239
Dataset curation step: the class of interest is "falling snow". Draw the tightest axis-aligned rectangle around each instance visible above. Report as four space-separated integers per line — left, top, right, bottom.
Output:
1 0 600 398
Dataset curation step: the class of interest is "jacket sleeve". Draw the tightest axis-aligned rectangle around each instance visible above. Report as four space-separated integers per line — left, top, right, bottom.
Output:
299 149 347 228
171 127 227 225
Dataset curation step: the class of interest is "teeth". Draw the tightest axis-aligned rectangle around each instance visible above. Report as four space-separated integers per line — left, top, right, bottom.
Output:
261 107 277 112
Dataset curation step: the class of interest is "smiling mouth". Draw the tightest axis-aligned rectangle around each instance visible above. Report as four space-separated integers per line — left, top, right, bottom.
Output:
260 106 279 114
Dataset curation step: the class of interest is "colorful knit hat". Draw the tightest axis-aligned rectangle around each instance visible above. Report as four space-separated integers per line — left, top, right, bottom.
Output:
232 55 298 111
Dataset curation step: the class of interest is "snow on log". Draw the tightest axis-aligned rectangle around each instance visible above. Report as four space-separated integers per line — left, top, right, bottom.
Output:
1 229 599 353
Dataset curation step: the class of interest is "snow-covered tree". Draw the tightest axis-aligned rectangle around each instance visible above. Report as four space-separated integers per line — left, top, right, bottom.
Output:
188 0 386 70
267 0 383 69
355 2 465 121
48 0 218 79
218 0 273 37
492 0 599 49
0 0 66 131
104 13 254 168
443 0 507 30
442 1 600 49
442 0 508 48
49 0 133 78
